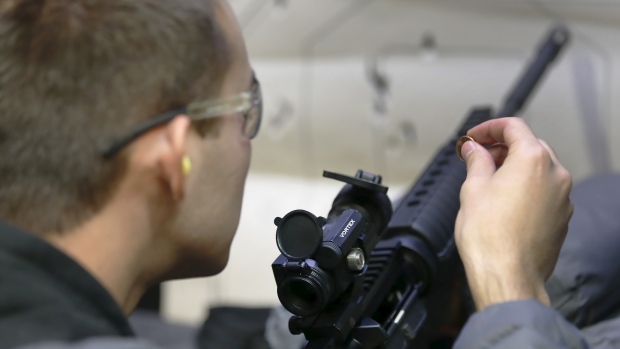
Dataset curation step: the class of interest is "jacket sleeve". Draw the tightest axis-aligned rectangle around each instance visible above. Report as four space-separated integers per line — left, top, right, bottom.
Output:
14 338 165 349
453 300 591 349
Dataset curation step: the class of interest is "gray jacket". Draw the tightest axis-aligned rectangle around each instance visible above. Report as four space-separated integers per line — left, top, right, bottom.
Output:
454 300 620 349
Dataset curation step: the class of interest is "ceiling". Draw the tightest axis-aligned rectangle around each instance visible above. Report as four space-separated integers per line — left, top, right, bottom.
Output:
230 0 620 59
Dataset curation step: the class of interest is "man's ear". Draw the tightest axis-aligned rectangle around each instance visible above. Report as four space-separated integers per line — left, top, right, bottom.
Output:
157 115 192 201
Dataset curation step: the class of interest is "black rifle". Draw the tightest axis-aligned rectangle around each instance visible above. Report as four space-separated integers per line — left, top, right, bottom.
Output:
271 26 571 349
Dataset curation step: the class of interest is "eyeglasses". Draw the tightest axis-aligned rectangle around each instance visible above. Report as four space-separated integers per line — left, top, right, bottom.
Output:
102 74 262 159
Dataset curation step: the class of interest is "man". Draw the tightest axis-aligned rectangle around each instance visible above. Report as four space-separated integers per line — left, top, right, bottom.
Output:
0 0 255 347
0 1 612 349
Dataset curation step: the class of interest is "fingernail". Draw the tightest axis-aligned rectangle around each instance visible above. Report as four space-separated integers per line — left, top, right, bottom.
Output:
456 135 475 161
461 141 475 160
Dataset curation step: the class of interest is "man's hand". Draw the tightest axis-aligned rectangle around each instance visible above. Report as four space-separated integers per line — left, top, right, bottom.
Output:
455 117 574 311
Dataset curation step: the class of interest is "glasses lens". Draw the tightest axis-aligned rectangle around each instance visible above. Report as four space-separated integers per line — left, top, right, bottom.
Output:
245 100 262 139
245 82 262 139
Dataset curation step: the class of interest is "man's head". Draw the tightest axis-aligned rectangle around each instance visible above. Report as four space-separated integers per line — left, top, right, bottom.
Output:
0 0 254 279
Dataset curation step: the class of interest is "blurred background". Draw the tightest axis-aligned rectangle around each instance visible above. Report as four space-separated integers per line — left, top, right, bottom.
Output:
160 0 620 326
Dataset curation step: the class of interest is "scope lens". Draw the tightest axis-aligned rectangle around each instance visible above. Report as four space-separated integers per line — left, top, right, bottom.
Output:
287 280 319 310
277 268 334 317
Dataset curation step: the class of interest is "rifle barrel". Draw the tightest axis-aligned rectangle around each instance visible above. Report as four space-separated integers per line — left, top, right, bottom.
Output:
495 25 570 119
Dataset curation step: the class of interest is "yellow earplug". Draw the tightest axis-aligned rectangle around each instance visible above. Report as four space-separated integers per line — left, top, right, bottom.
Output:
182 156 192 176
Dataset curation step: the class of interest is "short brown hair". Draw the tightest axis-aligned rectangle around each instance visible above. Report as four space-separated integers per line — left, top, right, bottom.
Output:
0 0 231 233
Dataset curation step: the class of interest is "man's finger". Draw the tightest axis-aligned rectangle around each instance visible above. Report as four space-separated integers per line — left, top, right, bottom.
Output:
467 118 539 148
487 143 509 167
538 139 561 165
461 141 496 179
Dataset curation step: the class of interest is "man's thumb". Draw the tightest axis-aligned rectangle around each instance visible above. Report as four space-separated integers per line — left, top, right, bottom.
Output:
461 141 495 178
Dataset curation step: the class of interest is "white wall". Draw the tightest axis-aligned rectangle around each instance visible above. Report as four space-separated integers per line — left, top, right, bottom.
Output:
249 48 617 184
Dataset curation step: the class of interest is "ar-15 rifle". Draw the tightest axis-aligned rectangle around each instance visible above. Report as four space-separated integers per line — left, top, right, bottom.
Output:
271 26 571 349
